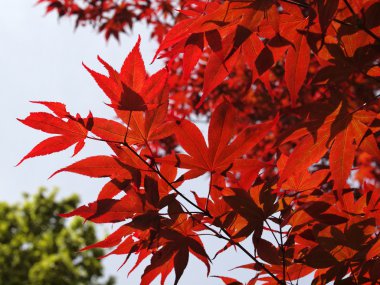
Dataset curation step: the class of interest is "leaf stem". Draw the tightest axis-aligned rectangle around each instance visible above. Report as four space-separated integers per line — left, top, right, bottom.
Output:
349 263 359 285
205 172 213 212
144 139 160 172
264 220 281 247
126 141 209 215
281 0 380 43
351 93 380 114
220 228 285 284
342 0 380 43
85 135 284 284
86 135 206 214
279 0 310 9
279 216 287 285
123 111 132 145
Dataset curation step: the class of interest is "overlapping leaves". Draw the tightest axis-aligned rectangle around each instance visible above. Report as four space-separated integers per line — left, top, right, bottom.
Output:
19 0 380 284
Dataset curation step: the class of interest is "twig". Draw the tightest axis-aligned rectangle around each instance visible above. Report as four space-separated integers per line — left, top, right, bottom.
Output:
220 227 285 284
295 264 304 285
125 141 209 215
86 134 284 284
87 135 206 214
332 18 354 27
264 220 281 247
205 172 213 212
342 0 380 43
279 215 287 285
280 0 310 9
280 0 380 43
351 93 380 114
123 111 132 145
349 263 359 285
144 139 160 172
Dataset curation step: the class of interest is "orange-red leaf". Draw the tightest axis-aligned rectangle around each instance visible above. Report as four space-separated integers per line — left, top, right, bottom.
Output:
120 36 147 92
60 193 144 223
51 155 132 179
284 20 310 106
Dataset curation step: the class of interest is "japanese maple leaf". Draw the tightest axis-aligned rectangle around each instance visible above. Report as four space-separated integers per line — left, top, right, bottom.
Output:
125 69 175 145
59 175 167 224
155 1 277 105
329 109 377 196
84 39 174 145
49 155 133 179
283 20 310 106
141 214 210 285
84 36 164 112
159 102 278 180
60 189 144 223
277 154 330 196
279 103 378 202
88 214 209 285
17 101 89 165
214 276 243 285
222 183 280 240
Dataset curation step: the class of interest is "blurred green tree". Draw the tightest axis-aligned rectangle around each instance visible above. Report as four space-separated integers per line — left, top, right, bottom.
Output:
0 188 115 285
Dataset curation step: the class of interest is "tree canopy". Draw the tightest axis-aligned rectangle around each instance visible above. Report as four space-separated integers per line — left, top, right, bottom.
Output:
0 188 115 285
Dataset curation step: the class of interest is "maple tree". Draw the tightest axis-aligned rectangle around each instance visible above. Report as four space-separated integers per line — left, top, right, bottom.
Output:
19 0 380 284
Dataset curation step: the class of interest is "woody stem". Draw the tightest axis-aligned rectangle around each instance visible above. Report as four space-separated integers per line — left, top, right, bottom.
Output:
205 172 213 212
342 0 380 42
86 135 284 284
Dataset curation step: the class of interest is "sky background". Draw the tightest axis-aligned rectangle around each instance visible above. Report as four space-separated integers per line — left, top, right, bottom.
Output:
0 2 258 284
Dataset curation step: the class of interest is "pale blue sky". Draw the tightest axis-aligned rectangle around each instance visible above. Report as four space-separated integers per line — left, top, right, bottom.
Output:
0 2 259 284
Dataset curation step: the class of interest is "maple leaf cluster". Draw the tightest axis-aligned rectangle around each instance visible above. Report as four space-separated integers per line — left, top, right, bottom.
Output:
37 0 184 41
20 0 380 284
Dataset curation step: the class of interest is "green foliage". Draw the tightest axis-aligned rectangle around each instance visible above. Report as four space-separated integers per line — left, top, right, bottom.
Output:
0 188 115 285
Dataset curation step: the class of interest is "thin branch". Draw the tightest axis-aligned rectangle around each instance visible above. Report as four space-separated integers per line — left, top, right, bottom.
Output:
264 220 281 246
129 145 281 283
359 70 380 84
281 0 380 43
295 264 304 285
342 0 356 16
342 0 380 43
220 228 285 284
349 263 359 285
144 139 160 172
279 0 310 9
123 111 132 145
332 18 354 27
85 135 284 284
159 211 205 216
279 216 287 285
205 172 213 212
351 93 380 114
223 1 231 22
287 272 295 285
188 233 221 238
87 135 207 214
126 141 209 215
360 25 380 43
192 222 230 241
